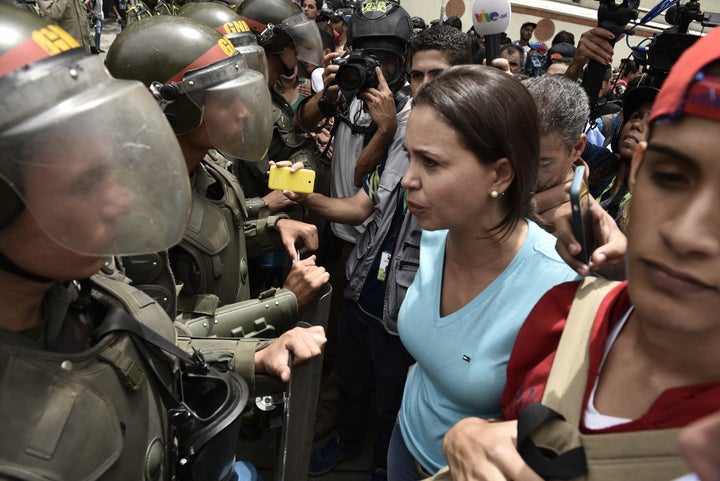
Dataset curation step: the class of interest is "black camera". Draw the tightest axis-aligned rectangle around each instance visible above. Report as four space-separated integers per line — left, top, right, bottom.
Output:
632 0 718 88
332 50 380 98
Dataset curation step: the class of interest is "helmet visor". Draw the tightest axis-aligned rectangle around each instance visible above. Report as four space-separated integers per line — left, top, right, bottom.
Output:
182 57 273 160
282 11 323 66
1 74 191 256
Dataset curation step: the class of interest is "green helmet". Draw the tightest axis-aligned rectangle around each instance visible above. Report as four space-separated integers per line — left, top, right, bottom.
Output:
106 15 273 160
179 2 269 81
0 4 191 256
237 0 322 66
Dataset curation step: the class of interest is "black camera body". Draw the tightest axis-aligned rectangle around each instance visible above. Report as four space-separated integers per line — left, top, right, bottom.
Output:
635 1 718 88
645 32 700 87
332 50 380 99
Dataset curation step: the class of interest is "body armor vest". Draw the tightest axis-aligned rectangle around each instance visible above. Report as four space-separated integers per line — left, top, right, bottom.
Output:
172 155 251 313
0 268 176 481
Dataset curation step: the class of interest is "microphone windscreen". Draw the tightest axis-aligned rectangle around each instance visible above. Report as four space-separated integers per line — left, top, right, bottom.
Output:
471 0 511 36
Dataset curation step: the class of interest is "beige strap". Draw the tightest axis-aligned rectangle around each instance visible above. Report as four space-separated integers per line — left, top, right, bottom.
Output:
422 465 452 481
541 277 619 426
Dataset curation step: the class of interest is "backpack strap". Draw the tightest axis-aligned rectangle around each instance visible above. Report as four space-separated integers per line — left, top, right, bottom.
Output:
542 276 619 424
515 277 619 479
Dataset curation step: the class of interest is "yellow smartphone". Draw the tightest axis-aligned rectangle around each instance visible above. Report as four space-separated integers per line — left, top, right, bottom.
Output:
268 165 316 194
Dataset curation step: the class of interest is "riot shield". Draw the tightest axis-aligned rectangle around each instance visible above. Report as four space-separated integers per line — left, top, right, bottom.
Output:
276 282 332 480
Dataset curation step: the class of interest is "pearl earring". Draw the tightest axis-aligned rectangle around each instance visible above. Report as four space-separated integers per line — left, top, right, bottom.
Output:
490 190 499 198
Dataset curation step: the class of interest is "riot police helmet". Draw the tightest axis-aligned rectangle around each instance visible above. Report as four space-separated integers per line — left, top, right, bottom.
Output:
0 4 191 256
105 15 273 160
236 0 323 66
179 1 269 82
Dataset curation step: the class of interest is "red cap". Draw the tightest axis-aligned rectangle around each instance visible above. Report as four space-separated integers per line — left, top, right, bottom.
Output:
649 26 720 125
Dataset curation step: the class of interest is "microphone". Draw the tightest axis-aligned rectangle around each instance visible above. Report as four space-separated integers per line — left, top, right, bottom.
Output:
471 0 511 68
583 1 638 121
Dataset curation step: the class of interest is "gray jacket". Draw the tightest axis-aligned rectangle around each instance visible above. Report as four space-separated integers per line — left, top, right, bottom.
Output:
344 150 421 335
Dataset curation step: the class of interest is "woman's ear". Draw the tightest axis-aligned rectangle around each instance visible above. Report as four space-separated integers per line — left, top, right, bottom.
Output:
492 157 515 194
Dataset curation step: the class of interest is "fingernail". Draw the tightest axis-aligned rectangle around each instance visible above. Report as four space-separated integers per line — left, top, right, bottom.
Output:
609 33 615 39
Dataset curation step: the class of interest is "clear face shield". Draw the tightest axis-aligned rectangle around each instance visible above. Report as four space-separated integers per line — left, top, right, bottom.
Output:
281 11 323 66
0 56 191 256
177 56 273 161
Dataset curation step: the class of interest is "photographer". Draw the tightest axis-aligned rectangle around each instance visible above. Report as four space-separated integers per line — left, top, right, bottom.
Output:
293 2 413 479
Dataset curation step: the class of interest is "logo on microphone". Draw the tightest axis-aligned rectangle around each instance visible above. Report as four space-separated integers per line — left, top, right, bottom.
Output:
474 9 508 24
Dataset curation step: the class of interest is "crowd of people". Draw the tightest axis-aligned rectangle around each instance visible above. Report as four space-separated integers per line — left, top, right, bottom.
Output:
2 0 720 481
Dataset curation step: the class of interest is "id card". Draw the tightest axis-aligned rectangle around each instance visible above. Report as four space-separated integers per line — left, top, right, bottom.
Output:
377 252 391 281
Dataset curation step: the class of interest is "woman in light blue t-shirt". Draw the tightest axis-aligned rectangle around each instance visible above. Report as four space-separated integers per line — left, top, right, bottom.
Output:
387 65 578 480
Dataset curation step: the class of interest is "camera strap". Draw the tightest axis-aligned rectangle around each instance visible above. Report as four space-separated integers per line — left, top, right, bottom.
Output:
336 83 412 143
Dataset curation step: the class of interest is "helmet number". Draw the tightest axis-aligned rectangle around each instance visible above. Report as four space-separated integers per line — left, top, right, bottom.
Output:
32 25 80 56
218 37 236 57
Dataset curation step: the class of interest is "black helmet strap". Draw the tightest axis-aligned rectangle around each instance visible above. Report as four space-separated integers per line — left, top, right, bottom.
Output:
0 251 53 284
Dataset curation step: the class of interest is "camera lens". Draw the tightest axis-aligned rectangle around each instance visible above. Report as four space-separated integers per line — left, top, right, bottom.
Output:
337 65 365 93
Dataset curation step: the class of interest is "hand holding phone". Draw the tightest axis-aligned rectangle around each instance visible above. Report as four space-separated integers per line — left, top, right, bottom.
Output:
569 165 595 264
268 165 316 194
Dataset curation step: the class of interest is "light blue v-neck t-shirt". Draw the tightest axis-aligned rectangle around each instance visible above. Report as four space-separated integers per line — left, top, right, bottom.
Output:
397 221 578 473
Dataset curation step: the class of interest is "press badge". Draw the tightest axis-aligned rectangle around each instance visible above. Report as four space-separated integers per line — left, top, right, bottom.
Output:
377 252 391 281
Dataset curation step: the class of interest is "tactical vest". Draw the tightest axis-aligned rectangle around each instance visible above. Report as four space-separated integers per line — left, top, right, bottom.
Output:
269 90 320 171
172 154 251 314
0 267 176 481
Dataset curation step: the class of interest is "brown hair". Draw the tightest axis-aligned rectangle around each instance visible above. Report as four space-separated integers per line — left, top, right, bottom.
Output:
413 65 539 238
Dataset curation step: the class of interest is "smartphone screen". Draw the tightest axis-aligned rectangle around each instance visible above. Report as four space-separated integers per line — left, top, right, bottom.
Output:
569 165 594 264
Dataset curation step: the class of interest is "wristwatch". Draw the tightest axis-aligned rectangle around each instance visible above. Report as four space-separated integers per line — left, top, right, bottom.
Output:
317 92 336 118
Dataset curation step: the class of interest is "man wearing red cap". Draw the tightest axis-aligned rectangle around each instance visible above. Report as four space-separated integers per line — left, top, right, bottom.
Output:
428 26 720 481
